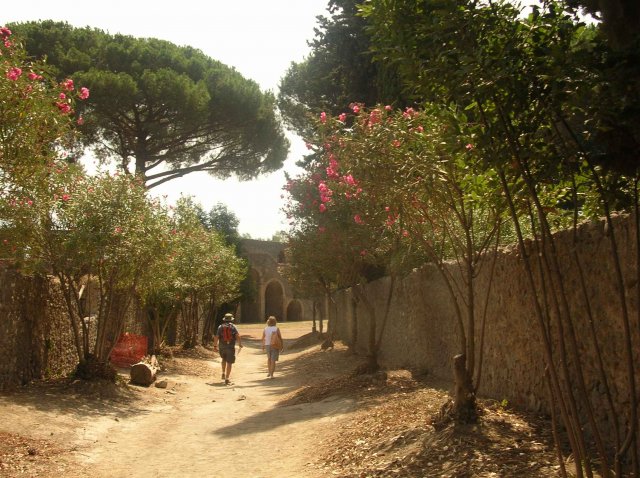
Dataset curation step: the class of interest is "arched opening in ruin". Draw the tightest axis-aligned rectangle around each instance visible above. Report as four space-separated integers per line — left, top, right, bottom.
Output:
264 280 284 321
286 300 303 321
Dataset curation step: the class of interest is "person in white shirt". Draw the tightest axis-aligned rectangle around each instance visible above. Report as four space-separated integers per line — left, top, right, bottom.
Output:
261 316 283 379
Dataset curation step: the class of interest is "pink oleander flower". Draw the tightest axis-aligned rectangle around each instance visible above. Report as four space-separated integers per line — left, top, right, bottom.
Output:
0 27 11 37
6 67 22 81
61 194 70 201
61 79 74 91
319 203 327 213
360 250 367 256
59 92 67 100
466 143 474 150
28 72 43 81
114 226 122 234
343 174 356 186
392 139 401 148
4 40 11 48
320 186 333 200
338 113 347 122
416 125 424 133
354 214 364 225
352 104 360 114
318 226 326 233
326 155 339 178
326 167 338 179
403 107 415 119
402 230 409 237
369 109 381 126
78 87 90 100
56 102 72 114
384 105 392 111
77 116 84 125
320 111 327 124
385 214 397 227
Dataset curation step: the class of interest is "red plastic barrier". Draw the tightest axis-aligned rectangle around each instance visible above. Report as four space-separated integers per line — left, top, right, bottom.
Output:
110 333 148 368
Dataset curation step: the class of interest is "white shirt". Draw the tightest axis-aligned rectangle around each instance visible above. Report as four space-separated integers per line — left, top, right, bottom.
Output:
263 325 278 346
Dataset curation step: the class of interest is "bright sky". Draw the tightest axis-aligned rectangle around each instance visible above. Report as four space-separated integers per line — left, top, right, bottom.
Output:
3 1 329 239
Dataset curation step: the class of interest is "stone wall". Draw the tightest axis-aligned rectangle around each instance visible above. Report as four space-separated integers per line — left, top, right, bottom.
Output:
0 266 76 390
333 214 639 447
0 268 145 390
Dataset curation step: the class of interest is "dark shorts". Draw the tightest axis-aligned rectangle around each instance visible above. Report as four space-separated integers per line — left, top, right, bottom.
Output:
219 344 236 364
266 345 280 362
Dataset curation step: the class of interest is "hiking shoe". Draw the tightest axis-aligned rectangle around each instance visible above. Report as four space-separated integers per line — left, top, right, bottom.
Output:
225 379 230 385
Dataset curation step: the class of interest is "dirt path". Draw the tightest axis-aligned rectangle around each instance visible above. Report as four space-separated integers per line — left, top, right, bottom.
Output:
0 323 355 478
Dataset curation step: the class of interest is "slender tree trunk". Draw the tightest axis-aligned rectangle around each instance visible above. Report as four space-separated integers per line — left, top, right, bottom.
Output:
311 299 317 334
497 167 584 475
352 285 379 372
374 275 396 352
474 228 500 393
56 273 84 363
181 293 200 348
523 166 604 476
101 289 135 363
324 291 331 338
201 297 217 345
570 178 621 462
349 294 358 353
558 112 640 473
587 164 640 475
453 354 476 422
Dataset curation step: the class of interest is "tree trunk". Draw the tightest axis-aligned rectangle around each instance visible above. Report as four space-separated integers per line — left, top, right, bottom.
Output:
349 294 358 353
353 285 379 373
311 300 317 334
201 300 217 345
130 356 158 386
453 354 477 423
324 291 332 338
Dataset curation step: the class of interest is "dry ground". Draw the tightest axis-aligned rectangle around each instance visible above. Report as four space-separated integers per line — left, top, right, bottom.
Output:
1 322 562 477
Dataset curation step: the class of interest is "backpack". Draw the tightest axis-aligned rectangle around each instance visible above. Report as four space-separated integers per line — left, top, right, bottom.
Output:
270 327 283 350
221 323 235 344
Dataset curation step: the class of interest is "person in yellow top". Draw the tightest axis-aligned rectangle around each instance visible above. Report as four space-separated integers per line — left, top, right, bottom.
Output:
213 313 243 385
261 316 283 379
